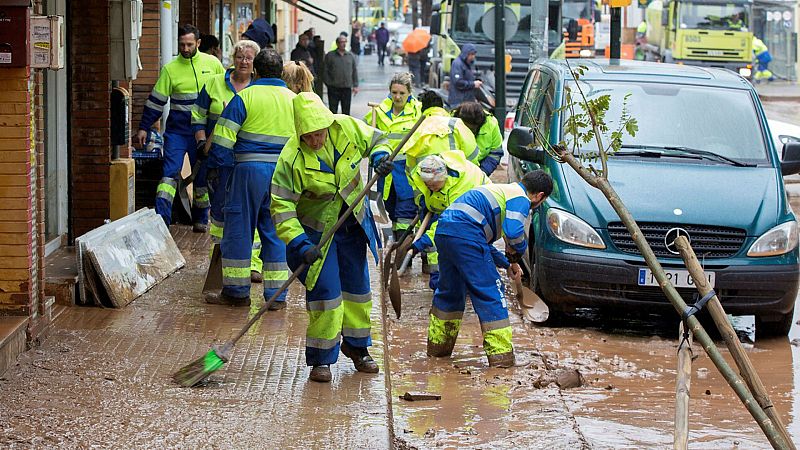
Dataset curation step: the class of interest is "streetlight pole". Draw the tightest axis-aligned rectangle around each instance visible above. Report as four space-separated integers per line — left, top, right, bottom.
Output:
493 0 506 126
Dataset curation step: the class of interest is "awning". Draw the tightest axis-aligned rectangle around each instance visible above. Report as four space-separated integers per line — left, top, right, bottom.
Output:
281 0 338 24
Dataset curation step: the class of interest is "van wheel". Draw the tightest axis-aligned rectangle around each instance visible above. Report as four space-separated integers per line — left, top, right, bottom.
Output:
755 309 794 338
529 259 564 327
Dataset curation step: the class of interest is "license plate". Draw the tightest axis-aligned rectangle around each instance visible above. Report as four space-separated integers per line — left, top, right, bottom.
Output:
637 268 715 288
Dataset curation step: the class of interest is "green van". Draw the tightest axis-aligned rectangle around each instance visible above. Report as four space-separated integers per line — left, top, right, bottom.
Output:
506 60 800 337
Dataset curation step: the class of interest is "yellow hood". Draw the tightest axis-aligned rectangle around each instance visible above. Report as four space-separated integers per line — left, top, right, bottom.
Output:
293 92 334 137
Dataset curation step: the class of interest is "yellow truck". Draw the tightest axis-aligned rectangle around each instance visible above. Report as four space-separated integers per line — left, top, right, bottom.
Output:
640 0 753 77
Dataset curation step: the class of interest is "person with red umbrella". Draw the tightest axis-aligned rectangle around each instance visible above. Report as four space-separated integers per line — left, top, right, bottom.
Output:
403 28 431 87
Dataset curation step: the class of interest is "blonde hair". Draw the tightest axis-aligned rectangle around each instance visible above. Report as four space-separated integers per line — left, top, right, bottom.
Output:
389 72 414 93
283 61 315 94
231 39 260 61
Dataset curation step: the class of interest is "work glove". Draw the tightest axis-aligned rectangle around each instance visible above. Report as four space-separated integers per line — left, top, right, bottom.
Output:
479 156 499 176
302 246 322 265
373 155 394 177
195 140 208 160
206 168 219 192
505 250 522 265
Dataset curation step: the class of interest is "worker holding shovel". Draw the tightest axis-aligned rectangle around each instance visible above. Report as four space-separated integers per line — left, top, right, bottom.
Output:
406 151 491 290
271 92 394 383
427 170 553 368
192 40 264 288
390 90 480 286
363 73 422 241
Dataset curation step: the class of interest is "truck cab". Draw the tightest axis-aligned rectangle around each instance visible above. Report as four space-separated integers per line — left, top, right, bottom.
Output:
644 0 753 76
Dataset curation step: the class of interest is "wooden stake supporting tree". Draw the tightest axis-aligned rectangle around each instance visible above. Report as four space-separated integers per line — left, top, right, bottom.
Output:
520 62 793 448
674 322 692 450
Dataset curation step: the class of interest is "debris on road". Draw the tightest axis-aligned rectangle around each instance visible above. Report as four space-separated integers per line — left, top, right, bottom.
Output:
555 369 584 389
400 392 442 401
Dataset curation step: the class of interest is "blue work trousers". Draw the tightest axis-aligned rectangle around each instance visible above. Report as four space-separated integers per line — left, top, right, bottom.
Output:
381 160 417 232
432 234 509 328
220 161 287 301
155 132 209 225
287 222 373 366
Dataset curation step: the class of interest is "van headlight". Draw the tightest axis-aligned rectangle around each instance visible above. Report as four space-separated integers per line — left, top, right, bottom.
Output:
546 209 606 249
579 49 593 58
747 221 799 257
739 67 752 77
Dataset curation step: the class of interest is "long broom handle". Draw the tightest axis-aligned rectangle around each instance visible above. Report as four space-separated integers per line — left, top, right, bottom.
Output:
226 114 427 347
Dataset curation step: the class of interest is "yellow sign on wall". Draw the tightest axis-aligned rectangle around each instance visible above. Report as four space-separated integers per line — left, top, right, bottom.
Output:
603 0 632 6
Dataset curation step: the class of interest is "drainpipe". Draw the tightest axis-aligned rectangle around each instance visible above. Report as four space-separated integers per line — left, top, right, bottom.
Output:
160 1 173 129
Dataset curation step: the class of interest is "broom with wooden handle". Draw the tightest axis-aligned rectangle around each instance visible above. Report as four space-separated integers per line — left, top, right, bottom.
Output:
172 114 426 387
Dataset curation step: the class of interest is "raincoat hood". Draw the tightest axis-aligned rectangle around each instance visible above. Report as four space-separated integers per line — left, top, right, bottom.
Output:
459 44 477 62
293 92 335 137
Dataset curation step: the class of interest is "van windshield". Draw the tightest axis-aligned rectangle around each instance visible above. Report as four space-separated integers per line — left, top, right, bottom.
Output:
564 81 768 161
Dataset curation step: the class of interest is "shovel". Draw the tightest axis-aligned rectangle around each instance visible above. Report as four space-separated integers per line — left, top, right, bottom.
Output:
367 101 391 225
381 213 421 292
516 257 550 323
388 212 433 318
202 244 224 294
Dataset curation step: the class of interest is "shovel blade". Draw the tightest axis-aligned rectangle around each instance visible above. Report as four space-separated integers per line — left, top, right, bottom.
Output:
382 247 394 289
389 265 402 318
514 279 549 323
202 245 224 294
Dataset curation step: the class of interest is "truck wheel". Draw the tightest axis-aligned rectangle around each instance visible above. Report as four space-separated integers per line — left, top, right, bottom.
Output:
755 308 794 338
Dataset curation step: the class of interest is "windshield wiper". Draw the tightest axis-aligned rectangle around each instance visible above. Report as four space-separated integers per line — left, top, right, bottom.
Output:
661 146 755 167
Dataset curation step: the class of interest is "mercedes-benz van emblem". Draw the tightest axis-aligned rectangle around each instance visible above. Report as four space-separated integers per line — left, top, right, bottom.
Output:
665 227 691 255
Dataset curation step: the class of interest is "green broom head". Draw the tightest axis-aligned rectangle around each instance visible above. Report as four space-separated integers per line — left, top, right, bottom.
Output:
172 345 229 387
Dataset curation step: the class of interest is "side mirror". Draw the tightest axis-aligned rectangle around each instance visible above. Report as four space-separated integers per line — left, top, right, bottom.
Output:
781 142 800 176
779 135 800 145
507 127 545 164
431 12 441 35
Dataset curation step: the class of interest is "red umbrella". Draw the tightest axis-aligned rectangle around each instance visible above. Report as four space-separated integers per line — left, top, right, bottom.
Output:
402 28 431 54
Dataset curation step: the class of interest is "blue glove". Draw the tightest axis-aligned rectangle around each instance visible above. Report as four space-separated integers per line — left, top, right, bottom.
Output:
479 156 500 176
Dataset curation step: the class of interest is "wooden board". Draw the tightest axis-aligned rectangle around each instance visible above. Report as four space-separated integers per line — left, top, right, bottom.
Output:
76 208 185 308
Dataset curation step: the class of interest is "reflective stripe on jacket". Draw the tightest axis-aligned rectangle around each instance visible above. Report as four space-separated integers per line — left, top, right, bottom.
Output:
209 78 296 164
139 51 225 135
393 107 480 173
192 68 241 168
363 97 422 150
271 115 392 289
437 182 531 255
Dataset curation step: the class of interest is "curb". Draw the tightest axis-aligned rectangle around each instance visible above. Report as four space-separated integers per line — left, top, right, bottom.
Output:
759 94 800 103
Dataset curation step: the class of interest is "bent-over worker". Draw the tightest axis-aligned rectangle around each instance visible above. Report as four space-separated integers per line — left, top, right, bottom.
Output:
428 170 553 367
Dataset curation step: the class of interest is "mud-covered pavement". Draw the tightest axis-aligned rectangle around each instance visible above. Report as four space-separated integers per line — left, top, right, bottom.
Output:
2 54 800 448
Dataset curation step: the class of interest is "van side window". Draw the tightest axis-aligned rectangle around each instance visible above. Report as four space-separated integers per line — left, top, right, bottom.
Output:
518 70 542 127
536 72 555 143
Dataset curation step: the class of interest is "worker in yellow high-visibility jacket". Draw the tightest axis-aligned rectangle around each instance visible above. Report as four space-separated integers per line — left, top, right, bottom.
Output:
136 24 225 229
271 92 393 383
191 39 264 283
204 49 295 308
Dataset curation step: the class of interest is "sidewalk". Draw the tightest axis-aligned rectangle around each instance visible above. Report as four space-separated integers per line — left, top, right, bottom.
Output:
755 80 800 102
0 229 391 448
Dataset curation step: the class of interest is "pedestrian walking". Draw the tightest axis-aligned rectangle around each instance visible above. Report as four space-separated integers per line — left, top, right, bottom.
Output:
204 49 295 308
351 28 362 63
428 171 553 367
375 22 390 66
323 35 359 115
448 43 481 108
290 33 314 73
363 73 422 240
373 90 479 286
271 92 394 383
282 60 314 94
199 34 221 60
192 40 264 285
453 101 504 176
136 24 225 230
408 151 491 289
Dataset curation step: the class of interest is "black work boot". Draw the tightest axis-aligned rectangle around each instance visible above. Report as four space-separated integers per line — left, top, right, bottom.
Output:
309 365 332 383
204 292 250 307
340 341 379 373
